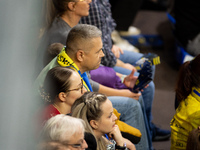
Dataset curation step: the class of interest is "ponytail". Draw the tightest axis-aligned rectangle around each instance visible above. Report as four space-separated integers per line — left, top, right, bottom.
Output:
175 61 192 102
41 0 70 33
175 54 200 102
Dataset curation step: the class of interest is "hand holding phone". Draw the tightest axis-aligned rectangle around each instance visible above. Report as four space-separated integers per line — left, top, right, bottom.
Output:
132 60 152 93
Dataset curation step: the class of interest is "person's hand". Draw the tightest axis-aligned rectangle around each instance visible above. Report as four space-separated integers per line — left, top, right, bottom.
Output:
108 125 124 146
119 89 141 100
124 69 150 92
123 69 138 88
116 59 136 71
123 138 136 150
142 84 149 92
123 63 137 72
108 126 136 150
111 45 124 58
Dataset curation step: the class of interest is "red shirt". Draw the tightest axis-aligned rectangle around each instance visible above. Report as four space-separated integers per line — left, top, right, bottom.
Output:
41 104 60 122
36 104 60 133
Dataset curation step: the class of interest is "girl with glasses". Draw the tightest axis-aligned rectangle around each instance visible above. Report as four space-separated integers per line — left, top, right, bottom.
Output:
39 66 87 124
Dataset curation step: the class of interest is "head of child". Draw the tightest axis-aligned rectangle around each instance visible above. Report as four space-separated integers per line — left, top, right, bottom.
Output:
46 43 64 64
71 92 117 149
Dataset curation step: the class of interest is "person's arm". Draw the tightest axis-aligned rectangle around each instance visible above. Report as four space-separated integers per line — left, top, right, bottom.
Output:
116 69 137 88
88 78 100 92
98 84 141 100
116 59 136 72
108 125 136 150
123 138 136 150
116 70 149 91
88 72 141 99
111 45 124 58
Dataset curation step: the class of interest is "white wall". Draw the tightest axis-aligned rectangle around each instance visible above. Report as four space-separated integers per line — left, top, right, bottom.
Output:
0 0 41 149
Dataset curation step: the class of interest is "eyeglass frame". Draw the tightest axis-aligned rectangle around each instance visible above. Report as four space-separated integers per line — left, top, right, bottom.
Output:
46 140 85 149
65 79 83 94
66 143 83 149
72 0 90 2
63 138 86 149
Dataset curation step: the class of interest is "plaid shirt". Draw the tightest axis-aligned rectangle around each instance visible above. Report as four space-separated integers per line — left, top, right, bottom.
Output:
80 0 117 67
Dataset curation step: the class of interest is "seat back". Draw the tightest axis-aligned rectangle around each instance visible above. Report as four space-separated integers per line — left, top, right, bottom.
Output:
166 12 194 64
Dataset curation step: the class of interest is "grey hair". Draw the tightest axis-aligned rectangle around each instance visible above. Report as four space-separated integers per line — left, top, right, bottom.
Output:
40 114 85 142
66 24 102 53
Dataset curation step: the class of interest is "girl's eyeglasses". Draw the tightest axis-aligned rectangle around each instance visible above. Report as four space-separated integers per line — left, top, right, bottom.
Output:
66 79 83 94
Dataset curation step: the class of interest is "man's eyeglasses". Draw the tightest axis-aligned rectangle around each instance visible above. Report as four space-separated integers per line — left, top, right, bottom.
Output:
66 79 83 94
63 139 85 149
67 143 82 148
52 140 85 149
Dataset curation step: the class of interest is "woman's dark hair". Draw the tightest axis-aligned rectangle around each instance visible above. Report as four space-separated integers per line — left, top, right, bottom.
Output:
175 54 200 102
186 126 200 150
42 66 75 103
42 0 73 30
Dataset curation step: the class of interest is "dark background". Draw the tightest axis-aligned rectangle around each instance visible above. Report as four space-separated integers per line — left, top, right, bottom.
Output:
132 10 179 149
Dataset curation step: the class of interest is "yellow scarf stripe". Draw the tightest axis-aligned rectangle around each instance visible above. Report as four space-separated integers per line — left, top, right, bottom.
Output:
57 47 90 91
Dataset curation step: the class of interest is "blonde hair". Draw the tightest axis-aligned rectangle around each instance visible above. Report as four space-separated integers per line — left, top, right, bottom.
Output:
71 92 108 150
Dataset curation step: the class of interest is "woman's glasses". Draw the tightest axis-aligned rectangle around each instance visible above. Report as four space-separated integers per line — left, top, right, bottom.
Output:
66 79 83 94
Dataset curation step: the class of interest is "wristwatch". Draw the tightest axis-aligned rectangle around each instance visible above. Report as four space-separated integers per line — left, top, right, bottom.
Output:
115 143 127 150
120 75 127 83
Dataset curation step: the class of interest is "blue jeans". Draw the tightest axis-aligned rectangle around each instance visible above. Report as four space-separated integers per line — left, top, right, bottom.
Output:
113 50 155 148
108 96 149 150
113 50 156 79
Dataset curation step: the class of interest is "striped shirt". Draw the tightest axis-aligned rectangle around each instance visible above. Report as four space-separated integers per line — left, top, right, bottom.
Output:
80 0 117 67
